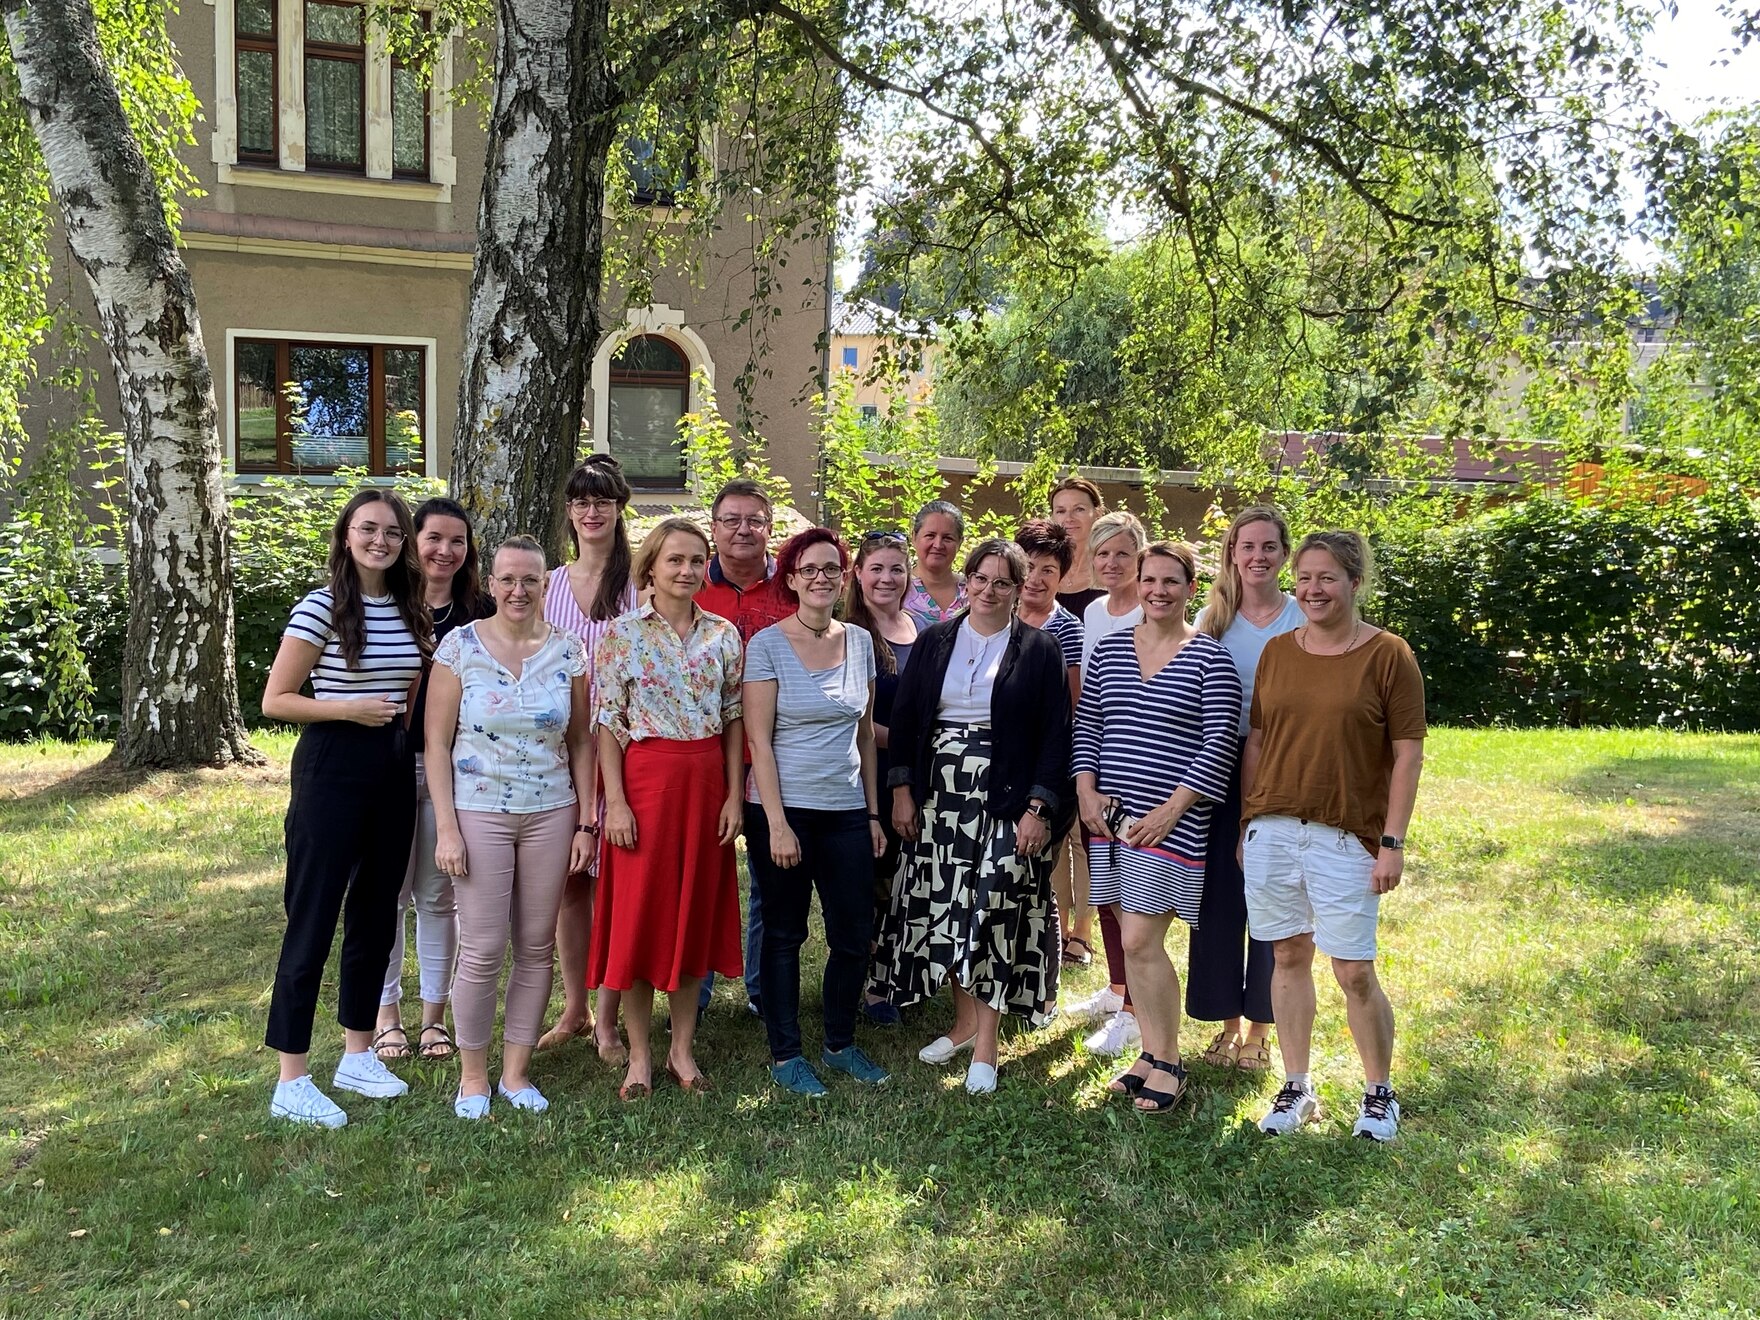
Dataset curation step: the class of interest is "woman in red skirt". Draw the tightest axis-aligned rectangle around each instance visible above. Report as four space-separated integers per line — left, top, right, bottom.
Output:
589 516 746 1100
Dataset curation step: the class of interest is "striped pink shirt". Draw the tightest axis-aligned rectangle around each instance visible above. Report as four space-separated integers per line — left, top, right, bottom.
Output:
545 565 637 678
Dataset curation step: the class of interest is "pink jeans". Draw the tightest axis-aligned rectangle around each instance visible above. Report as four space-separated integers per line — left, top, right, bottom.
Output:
451 803 575 1051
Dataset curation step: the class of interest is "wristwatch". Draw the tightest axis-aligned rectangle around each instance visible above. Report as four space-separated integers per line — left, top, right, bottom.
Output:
1379 833 1404 850
1026 800 1052 822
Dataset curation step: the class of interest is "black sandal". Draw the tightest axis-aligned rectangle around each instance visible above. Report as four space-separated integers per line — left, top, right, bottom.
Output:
1061 936 1094 966
1108 1051 1153 1096
417 1023 458 1061
371 1024 412 1060
1134 1057 1189 1116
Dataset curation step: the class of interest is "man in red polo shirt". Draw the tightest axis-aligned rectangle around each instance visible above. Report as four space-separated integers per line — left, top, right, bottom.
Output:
696 478 791 638
693 479 789 1020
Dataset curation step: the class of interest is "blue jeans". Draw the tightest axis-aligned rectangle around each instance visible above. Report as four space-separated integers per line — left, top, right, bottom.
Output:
698 857 764 1009
744 803 873 1060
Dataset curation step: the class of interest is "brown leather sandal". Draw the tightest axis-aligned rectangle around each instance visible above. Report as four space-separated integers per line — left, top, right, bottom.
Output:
1199 1029 1241 1067
1235 1038 1273 1071
371 1024 413 1061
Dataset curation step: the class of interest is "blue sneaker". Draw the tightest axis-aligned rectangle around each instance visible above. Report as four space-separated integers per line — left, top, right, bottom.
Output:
822 1044 890 1086
770 1057 828 1096
861 1000 902 1027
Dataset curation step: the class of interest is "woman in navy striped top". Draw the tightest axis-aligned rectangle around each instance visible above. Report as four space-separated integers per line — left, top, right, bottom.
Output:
1073 540 1241 1115
261 488 431 1129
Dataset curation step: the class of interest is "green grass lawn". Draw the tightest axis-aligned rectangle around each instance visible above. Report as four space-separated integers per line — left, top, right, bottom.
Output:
2 728 1757 1318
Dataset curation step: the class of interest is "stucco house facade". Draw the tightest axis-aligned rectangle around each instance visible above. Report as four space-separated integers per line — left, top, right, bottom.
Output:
33 1 831 511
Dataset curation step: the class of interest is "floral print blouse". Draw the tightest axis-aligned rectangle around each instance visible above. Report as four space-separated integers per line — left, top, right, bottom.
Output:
435 622 589 815
902 575 967 629
592 603 745 748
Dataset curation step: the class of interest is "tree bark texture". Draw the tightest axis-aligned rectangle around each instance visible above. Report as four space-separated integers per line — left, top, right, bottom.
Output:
5 0 258 767
452 0 619 558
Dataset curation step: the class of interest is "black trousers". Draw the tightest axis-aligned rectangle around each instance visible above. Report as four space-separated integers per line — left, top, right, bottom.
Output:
746 802 874 1061
265 720 417 1054
1186 739 1275 1024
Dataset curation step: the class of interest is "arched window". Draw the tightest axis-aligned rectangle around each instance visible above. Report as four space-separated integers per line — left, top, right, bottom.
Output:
608 335 689 488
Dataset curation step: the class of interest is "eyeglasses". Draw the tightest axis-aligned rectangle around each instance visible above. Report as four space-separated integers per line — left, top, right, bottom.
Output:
794 564 846 581
350 523 405 544
713 514 771 530
492 575 544 593
967 572 1018 595
568 498 619 516
861 529 906 545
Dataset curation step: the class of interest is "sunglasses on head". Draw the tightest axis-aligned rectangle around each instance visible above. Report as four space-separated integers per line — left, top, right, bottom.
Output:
862 529 907 545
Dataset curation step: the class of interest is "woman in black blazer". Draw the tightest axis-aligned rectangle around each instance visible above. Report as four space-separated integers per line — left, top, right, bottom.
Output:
873 537 1073 1094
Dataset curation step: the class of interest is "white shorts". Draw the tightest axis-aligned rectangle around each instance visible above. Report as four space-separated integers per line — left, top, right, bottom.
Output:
1242 814 1380 961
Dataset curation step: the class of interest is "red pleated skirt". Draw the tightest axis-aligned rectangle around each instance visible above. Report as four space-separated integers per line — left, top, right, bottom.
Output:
587 736 743 993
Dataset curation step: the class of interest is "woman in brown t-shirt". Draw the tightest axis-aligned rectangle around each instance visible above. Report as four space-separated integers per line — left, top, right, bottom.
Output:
1238 531 1425 1143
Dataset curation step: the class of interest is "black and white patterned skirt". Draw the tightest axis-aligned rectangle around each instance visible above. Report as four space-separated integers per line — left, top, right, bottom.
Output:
872 724 1060 1024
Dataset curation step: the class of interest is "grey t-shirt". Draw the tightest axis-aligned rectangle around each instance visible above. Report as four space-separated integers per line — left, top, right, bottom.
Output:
744 623 877 810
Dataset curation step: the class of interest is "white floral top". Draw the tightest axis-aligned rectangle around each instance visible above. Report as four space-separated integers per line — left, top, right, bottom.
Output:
593 603 744 748
434 622 589 814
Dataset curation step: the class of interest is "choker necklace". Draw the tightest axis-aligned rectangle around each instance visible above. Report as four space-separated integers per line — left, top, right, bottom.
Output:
797 613 831 639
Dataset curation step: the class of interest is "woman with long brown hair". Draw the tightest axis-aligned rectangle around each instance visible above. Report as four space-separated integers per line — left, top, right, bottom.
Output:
537 454 639 1065
372 497 491 1065
839 529 919 1025
261 488 430 1127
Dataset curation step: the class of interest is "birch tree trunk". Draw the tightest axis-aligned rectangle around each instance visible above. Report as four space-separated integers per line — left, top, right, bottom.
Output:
451 0 619 557
5 0 258 768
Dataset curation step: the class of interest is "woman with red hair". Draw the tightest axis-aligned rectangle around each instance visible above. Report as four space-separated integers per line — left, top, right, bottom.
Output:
743 529 889 1096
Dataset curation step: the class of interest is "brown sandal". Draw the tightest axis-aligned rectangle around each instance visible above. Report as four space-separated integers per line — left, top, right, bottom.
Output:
1236 1038 1273 1071
666 1061 712 1094
596 1034 630 1068
371 1024 413 1061
417 1023 458 1061
1199 1030 1240 1068
1061 936 1094 967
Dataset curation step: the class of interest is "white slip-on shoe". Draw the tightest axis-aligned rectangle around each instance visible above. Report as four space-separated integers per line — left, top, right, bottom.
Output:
270 1075 348 1129
1258 1082 1322 1134
964 1061 998 1094
497 1081 550 1113
1083 1010 1141 1058
918 1033 977 1065
333 1051 410 1099
454 1090 490 1121
1351 1086 1400 1142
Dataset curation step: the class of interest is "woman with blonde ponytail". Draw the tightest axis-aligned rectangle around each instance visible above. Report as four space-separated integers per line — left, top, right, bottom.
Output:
1188 506 1303 1072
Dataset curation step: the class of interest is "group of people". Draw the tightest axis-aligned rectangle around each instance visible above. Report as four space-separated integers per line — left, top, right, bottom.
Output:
261 463 1425 1142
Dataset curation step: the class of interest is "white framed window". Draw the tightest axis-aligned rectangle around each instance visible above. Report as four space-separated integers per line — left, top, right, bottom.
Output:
587 306 716 490
209 0 457 200
225 328 438 478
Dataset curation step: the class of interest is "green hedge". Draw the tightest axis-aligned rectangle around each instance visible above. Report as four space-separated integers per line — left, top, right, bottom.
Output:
1373 493 1760 729
6 485 1759 739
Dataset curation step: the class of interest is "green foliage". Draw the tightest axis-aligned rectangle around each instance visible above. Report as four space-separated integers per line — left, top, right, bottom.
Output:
0 471 444 740
678 370 794 510
1376 490 1760 730
817 369 944 535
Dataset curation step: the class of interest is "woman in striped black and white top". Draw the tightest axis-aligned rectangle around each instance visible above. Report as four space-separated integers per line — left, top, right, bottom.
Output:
260 488 432 1129
537 454 640 1066
1073 540 1241 1115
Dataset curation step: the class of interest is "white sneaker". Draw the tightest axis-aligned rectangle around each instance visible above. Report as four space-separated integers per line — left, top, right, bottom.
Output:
1065 986 1125 1023
1083 1010 1140 1057
270 1075 348 1128
1258 1082 1321 1134
964 1061 997 1094
333 1051 410 1099
918 1033 976 1065
498 1081 550 1113
454 1090 490 1121
1352 1086 1400 1142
